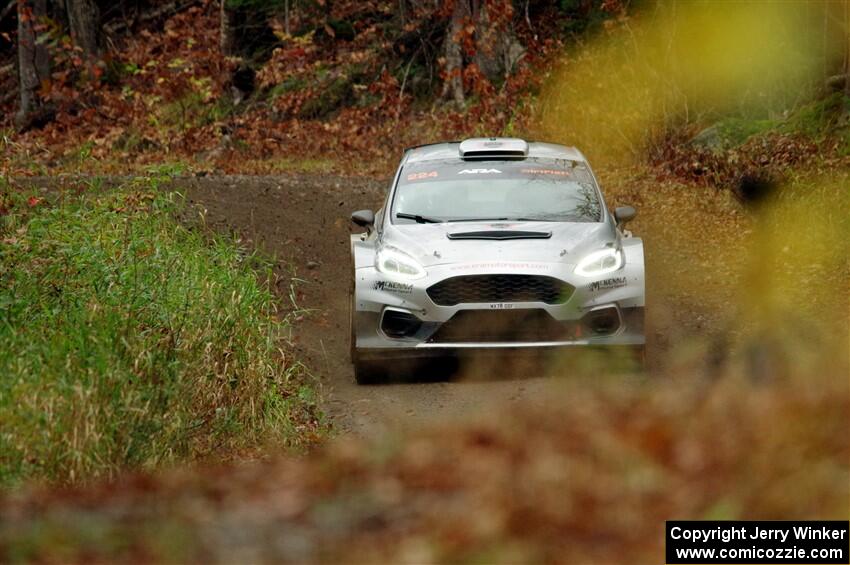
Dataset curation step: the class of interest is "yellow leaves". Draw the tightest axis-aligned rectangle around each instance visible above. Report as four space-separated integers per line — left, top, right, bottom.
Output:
537 2 837 167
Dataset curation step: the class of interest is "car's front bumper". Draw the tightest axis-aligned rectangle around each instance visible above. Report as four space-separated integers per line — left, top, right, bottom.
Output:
353 258 645 360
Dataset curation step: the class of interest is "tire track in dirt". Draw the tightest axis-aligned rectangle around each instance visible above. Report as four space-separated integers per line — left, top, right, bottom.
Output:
183 175 553 435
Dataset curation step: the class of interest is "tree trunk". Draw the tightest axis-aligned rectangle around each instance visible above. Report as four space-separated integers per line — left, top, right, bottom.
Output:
472 0 523 84
66 0 100 58
844 0 849 99
441 0 465 106
15 0 51 130
220 0 237 56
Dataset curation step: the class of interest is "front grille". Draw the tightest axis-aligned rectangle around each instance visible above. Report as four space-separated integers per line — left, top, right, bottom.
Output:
428 309 577 343
427 275 573 306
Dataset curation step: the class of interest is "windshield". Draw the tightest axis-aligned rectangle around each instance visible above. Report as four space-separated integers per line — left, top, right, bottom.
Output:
391 159 602 224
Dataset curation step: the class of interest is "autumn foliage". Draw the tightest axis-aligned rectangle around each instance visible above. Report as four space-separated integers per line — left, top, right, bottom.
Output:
0 1 638 177
0 2 849 561
2 1 848 183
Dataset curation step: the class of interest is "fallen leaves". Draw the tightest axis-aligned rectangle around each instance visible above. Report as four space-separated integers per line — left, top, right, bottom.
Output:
650 129 827 193
0 0 563 177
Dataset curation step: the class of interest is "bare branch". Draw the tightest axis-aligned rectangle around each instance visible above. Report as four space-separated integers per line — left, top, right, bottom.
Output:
103 0 201 37
1 85 17 106
0 0 14 24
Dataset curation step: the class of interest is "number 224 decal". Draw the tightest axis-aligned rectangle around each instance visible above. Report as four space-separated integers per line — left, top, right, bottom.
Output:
407 171 438 181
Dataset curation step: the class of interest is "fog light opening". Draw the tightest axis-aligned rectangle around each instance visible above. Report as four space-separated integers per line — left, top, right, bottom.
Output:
582 307 621 336
381 309 423 339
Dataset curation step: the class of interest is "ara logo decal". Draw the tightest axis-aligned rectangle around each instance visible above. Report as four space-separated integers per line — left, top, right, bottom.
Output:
457 168 502 175
588 277 627 292
373 280 413 294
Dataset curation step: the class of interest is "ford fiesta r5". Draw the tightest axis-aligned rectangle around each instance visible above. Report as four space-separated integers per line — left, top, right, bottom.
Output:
348 138 645 384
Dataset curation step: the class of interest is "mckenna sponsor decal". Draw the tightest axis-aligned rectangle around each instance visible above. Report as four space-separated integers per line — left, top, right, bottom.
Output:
373 280 413 294
589 277 627 292
457 168 502 175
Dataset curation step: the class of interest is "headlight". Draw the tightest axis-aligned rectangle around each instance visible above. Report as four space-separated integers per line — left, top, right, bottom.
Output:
375 245 426 280
574 248 624 277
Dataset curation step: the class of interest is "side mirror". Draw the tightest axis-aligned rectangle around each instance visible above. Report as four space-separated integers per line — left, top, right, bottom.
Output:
351 209 375 228
614 205 636 226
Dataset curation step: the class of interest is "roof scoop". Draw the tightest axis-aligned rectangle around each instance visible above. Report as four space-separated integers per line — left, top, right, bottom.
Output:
447 230 552 241
459 138 528 160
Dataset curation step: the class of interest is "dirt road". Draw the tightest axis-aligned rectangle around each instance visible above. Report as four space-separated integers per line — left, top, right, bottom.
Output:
182 175 555 435
19 172 735 436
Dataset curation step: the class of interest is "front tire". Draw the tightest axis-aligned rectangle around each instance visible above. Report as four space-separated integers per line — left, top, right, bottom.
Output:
632 345 647 373
353 356 387 385
350 280 386 385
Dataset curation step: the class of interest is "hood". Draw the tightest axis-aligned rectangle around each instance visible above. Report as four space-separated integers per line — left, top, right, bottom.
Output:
382 221 617 267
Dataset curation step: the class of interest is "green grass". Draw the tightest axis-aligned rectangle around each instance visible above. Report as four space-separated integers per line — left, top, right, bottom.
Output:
715 117 777 145
268 76 308 99
0 183 323 487
155 89 235 133
689 116 778 152
142 162 191 177
780 92 850 138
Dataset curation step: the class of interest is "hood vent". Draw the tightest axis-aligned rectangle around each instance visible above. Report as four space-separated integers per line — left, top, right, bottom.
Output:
447 230 552 241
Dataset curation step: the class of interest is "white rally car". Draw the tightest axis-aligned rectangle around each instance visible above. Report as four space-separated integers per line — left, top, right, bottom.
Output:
349 138 645 383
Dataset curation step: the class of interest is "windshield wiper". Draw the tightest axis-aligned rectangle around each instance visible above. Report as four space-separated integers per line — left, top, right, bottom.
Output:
446 217 510 223
396 212 443 224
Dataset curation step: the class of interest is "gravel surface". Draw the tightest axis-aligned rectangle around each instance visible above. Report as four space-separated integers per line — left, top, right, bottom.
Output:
178 174 558 436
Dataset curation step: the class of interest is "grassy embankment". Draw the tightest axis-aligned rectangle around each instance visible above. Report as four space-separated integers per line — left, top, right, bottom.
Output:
0 179 323 487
